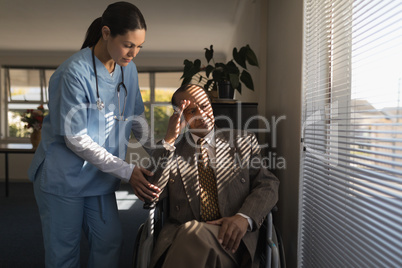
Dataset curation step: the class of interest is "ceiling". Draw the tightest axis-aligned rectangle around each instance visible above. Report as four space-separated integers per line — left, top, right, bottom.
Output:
0 0 244 57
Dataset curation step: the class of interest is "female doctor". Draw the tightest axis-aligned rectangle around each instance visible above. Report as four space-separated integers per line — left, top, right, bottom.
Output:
28 2 160 267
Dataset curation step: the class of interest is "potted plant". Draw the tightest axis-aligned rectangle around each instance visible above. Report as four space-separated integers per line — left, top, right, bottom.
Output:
21 105 47 149
180 44 259 99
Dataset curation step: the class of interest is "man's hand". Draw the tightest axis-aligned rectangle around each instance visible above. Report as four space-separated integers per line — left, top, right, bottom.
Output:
164 100 190 144
129 166 160 201
208 215 249 253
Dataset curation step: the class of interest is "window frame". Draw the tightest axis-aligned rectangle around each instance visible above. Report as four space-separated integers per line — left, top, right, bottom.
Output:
2 66 56 142
0 67 182 143
138 69 182 141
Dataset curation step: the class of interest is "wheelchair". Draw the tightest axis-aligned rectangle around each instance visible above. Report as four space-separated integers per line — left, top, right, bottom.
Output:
133 198 285 268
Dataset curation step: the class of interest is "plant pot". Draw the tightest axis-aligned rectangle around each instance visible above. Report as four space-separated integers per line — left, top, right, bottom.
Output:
218 81 235 99
30 129 41 149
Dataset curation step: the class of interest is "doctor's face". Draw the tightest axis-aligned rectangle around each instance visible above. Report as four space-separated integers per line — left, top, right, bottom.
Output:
106 28 146 67
174 85 215 138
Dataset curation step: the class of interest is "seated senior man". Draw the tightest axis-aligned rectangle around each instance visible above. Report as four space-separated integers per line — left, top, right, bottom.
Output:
146 84 279 268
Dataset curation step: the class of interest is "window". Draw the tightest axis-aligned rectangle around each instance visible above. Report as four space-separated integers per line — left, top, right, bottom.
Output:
139 72 181 141
3 67 54 139
299 0 402 267
1 68 181 142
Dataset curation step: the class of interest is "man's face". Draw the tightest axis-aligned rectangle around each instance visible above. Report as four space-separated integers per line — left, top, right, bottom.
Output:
175 86 215 137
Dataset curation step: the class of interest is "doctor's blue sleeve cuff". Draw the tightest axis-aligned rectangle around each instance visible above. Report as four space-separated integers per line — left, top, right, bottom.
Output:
64 135 135 182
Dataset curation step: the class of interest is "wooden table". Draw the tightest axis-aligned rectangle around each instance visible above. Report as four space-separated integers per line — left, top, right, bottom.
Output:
0 143 35 197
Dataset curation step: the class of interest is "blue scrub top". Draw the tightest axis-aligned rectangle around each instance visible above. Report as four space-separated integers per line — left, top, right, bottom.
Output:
28 48 145 197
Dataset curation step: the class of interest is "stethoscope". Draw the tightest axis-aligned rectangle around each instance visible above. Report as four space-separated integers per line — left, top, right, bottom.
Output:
92 45 128 121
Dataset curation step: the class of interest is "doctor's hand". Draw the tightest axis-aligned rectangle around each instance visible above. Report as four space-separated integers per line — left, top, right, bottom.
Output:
208 215 249 253
129 166 160 201
164 100 190 144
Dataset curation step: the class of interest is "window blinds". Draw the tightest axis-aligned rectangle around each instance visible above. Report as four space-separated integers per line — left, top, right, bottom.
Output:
299 0 402 267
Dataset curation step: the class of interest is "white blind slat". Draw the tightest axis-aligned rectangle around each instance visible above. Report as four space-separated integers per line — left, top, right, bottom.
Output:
299 0 402 266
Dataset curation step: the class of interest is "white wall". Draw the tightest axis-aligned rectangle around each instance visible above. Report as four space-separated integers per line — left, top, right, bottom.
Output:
227 0 266 106
227 0 303 265
0 50 206 70
266 0 304 266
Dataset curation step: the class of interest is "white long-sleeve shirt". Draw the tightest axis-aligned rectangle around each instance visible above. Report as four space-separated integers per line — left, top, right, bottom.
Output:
65 113 152 183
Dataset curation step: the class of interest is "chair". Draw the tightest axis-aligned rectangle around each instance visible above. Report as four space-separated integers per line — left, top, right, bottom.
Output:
132 199 168 268
133 199 284 268
258 207 286 268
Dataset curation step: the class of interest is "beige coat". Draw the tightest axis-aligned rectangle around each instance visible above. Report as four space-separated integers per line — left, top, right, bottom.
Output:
148 129 279 267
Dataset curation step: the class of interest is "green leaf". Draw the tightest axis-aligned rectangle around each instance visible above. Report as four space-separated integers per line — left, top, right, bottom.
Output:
237 82 242 94
189 59 201 77
181 76 192 85
204 79 214 91
212 68 225 81
245 45 259 67
240 70 254 90
215 62 226 70
233 46 247 69
204 45 214 63
181 59 194 79
212 81 218 91
226 60 240 75
181 59 201 83
205 65 214 78
193 59 201 70
229 73 240 89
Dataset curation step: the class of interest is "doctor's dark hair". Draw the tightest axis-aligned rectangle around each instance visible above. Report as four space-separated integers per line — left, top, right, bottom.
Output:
81 1 146 49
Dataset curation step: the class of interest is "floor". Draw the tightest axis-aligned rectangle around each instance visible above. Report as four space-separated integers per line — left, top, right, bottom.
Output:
0 181 148 268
